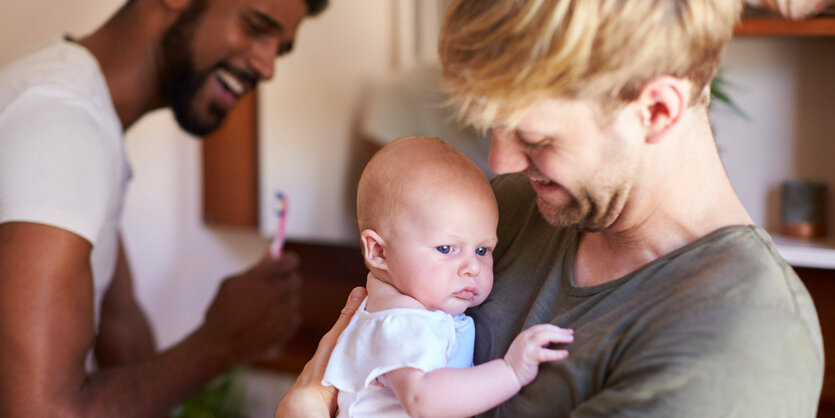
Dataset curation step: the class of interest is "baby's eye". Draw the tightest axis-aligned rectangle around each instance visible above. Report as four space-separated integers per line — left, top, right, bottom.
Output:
475 247 488 256
436 245 452 254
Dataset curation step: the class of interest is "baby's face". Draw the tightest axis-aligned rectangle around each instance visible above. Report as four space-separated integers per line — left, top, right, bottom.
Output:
383 185 498 316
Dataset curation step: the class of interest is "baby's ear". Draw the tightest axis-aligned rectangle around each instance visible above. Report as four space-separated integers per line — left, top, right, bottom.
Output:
360 229 388 270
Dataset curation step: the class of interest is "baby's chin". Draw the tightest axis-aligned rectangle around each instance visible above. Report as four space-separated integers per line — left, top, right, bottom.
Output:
443 300 483 316
437 305 465 316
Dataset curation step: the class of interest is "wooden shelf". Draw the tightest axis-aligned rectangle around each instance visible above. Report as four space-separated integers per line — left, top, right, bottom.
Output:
736 16 835 36
735 6 835 36
773 234 835 269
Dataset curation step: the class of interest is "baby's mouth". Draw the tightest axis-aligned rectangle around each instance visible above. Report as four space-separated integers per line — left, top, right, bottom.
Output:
454 286 479 300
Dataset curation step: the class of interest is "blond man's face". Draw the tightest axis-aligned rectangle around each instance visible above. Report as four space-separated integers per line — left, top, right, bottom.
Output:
488 97 644 231
382 182 498 316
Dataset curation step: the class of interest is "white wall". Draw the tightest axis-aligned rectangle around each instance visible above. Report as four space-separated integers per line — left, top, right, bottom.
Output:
0 1 120 62
259 0 393 244
258 0 444 243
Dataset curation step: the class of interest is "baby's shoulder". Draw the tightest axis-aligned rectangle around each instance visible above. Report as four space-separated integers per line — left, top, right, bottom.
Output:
346 305 456 351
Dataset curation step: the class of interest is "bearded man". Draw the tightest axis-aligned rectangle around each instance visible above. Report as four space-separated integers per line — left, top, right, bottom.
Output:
0 0 326 415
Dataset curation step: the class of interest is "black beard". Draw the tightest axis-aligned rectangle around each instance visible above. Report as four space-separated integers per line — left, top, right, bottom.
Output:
159 0 225 137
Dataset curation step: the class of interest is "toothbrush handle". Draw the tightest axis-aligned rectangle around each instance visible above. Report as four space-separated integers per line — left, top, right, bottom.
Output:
271 215 286 259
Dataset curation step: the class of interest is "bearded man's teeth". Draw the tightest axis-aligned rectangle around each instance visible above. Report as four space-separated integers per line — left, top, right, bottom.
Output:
216 68 244 96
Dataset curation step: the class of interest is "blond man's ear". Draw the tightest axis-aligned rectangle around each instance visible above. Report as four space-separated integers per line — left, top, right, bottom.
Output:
637 76 691 144
360 229 388 271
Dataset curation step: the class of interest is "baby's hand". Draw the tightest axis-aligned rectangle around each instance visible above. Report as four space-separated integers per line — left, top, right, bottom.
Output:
503 324 573 387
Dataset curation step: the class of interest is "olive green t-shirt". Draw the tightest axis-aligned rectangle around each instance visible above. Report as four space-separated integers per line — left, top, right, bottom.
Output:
469 174 824 417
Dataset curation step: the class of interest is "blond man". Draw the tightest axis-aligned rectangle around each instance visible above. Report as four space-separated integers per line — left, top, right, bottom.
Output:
278 0 824 416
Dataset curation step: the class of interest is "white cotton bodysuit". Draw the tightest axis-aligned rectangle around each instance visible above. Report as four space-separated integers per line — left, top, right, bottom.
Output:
323 298 476 417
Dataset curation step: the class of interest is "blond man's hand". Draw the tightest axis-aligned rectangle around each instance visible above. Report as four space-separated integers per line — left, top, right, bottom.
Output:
275 286 366 417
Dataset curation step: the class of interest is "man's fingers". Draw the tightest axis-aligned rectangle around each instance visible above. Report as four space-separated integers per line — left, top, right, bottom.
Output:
280 271 302 291
251 251 300 281
266 252 300 277
340 286 366 317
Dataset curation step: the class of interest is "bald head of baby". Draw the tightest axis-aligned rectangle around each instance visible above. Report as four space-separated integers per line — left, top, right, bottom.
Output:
357 136 496 235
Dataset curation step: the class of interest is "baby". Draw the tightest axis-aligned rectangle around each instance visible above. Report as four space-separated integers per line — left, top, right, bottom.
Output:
323 136 573 417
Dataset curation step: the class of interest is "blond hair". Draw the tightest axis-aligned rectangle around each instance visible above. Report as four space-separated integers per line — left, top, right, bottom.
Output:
439 0 743 129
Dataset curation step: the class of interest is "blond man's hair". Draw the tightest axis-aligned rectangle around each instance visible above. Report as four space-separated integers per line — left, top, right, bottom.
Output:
439 0 743 129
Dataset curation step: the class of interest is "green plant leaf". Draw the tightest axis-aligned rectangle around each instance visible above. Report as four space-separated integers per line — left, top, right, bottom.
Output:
171 367 250 418
711 73 750 120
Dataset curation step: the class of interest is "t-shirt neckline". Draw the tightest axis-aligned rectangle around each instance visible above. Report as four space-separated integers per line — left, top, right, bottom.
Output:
564 224 759 296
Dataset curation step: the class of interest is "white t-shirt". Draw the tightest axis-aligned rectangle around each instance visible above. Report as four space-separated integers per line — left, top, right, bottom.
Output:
323 298 476 417
0 40 130 338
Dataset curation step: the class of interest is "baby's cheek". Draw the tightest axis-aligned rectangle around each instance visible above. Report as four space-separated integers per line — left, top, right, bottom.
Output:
480 275 494 299
473 291 489 307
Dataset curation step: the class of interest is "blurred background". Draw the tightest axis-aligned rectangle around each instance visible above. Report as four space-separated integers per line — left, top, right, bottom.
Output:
2 0 833 415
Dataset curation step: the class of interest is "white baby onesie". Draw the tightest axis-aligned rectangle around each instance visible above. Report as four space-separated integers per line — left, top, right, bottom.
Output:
322 298 475 417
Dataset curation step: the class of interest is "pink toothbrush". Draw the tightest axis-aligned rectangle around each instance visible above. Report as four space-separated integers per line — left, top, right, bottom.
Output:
270 191 288 259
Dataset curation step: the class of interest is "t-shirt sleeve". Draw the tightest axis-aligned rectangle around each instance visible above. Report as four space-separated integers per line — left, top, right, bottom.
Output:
0 90 114 244
323 311 455 393
570 302 823 417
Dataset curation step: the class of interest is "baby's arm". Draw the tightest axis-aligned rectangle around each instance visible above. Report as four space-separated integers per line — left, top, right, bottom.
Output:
385 324 573 418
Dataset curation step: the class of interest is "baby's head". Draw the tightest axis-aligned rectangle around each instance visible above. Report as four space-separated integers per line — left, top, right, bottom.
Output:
357 136 498 315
